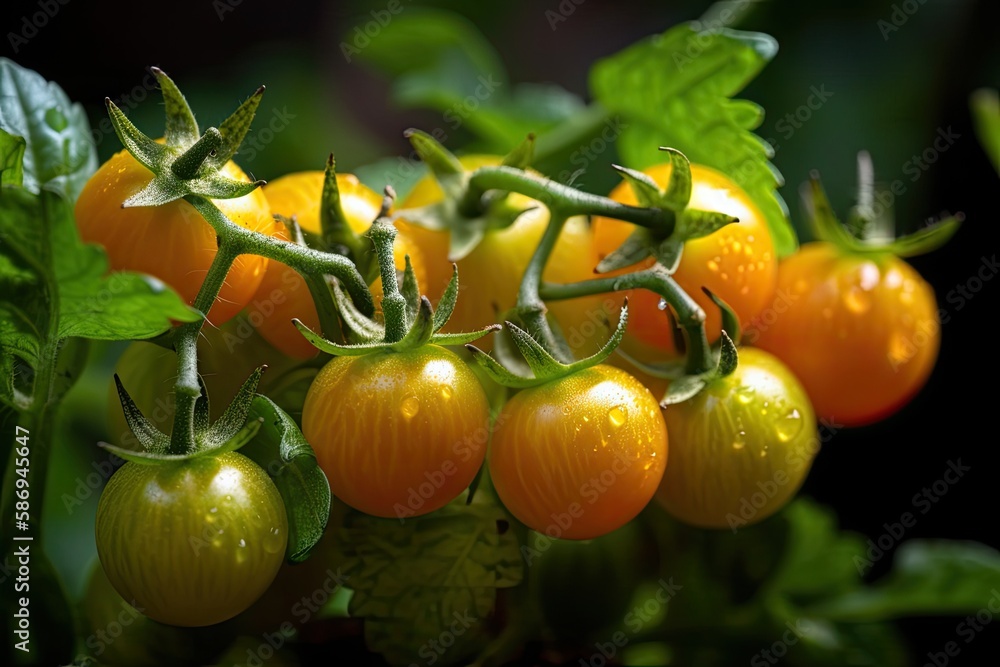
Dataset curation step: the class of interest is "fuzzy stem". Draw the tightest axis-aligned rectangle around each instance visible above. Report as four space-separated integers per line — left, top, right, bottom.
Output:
515 209 574 364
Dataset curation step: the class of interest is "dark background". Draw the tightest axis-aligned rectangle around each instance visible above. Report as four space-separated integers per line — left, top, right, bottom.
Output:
4 0 999 664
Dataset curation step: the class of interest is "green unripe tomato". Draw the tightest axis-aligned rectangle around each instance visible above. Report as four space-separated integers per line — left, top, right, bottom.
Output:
95 452 287 627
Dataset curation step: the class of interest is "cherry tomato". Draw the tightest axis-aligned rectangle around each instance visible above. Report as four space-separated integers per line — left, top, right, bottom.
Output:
489 365 667 540
301 346 489 518
95 452 287 627
75 148 272 325
592 162 777 359
752 242 939 426
655 348 817 529
250 171 426 359
400 156 609 354
106 316 297 450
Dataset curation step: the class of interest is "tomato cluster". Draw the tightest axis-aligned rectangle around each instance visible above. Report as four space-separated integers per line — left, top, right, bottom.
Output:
86 131 944 632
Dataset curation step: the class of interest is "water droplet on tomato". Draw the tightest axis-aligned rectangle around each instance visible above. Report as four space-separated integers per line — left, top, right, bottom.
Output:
400 396 420 419
776 409 803 442
735 386 755 405
238 538 246 548
843 287 871 314
263 526 284 554
657 298 668 311
707 260 720 272
440 386 453 400
608 406 628 428
732 431 746 450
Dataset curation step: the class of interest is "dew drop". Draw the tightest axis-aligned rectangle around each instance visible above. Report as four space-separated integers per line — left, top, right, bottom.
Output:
707 260 720 272
562 405 571 415
582 415 590 423
776 409 803 443
441 386 453 400
608 406 628 428
657 297 669 311
843 287 871 314
732 430 746 450
238 538 247 548
400 396 420 419
735 385 755 405
263 526 284 554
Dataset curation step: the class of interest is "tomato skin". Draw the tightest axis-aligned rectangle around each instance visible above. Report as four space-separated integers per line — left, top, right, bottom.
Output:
655 348 817 529
75 148 272 325
400 156 608 354
302 346 489 518
95 452 287 627
752 242 939 426
252 171 425 359
489 365 667 540
592 162 777 359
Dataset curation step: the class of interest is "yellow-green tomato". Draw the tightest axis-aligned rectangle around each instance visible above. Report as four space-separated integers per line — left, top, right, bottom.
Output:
95 452 287 627
489 365 667 540
302 346 490 519
655 348 817 530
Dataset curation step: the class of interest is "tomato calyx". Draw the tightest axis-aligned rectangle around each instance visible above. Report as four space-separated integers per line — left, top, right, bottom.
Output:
808 151 963 258
394 129 539 261
102 367 265 464
467 299 630 389
106 67 265 208
598 148 738 275
294 199 499 355
618 288 743 406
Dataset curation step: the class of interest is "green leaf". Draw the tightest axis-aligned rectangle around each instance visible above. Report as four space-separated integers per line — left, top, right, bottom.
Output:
591 24 797 257
883 215 963 258
764 499 866 603
242 395 331 562
808 540 1000 622
0 58 98 201
0 129 25 186
327 497 523 665
971 88 1000 174
0 187 198 346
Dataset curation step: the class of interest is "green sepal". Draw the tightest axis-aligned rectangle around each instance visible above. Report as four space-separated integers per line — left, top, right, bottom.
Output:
330 279 385 342
150 67 199 147
702 287 741 345
502 133 536 169
653 237 684 274
400 255 421 324
106 99 167 171
432 264 460 330
243 395 332 562
211 85 265 169
198 367 264 449
294 319 387 356
807 168 962 258
595 227 655 274
716 329 738 377
676 209 739 241
614 164 665 208
404 128 465 199
447 214 489 262
392 296 436 350
467 301 630 389
113 374 170 454
320 154 366 262
97 418 262 465
659 374 708 406
658 146 693 211
430 326 501 347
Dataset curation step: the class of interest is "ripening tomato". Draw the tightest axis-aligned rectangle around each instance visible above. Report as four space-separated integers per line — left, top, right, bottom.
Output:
95 452 287 627
399 156 609 354
752 243 939 426
592 163 777 360
655 348 817 530
250 171 426 359
75 148 272 325
301 346 490 518
489 365 667 540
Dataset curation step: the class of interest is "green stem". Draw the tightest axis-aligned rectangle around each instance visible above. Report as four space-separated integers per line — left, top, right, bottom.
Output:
515 209 574 364
367 218 407 343
540 268 714 375
465 166 675 232
168 242 238 455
